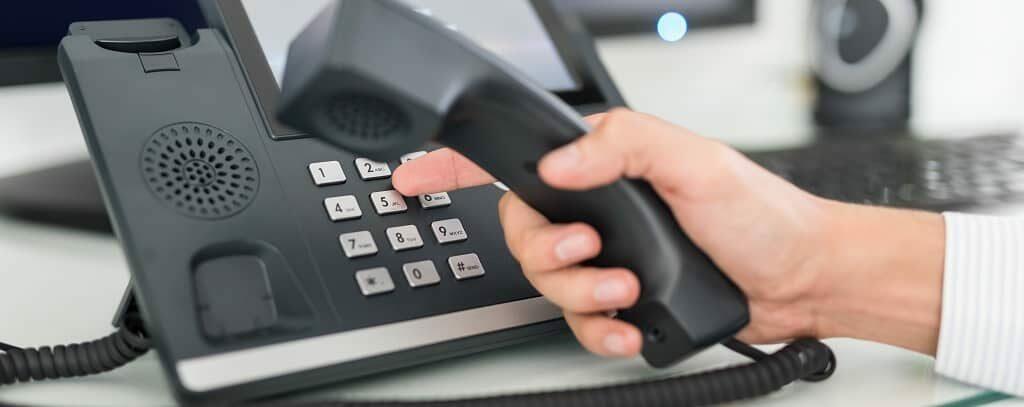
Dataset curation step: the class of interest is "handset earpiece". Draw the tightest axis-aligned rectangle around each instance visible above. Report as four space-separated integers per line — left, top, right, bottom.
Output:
278 0 750 367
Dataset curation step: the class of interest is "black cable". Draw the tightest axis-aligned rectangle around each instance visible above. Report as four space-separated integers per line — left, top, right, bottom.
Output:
0 327 835 407
0 326 150 385
263 338 835 407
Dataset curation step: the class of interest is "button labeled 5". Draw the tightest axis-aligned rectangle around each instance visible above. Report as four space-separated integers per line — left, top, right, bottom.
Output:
371 190 408 215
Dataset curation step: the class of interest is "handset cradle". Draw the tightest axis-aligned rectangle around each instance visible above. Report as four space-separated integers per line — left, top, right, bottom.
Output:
278 0 750 367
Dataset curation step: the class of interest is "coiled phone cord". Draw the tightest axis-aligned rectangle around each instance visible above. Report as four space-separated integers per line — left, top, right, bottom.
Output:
0 326 835 407
0 326 149 385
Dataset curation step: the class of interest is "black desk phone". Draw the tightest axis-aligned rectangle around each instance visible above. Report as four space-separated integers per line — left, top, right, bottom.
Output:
0 0 833 404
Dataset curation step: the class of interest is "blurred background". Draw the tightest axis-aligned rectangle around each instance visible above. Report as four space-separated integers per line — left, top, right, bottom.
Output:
2 0 1024 219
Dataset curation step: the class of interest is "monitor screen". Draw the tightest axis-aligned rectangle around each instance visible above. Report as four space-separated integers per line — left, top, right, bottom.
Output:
240 0 580 92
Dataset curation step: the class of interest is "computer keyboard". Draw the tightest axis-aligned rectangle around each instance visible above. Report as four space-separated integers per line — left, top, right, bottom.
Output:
748 133 1024 210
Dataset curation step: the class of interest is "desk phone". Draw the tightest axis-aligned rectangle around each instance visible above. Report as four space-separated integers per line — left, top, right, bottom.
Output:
41 0 834 404
54 0 625 402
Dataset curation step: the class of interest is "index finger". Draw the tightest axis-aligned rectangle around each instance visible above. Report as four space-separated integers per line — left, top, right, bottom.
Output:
392 148 495 196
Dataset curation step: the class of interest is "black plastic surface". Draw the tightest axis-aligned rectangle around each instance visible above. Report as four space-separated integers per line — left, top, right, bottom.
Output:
278 0 749 368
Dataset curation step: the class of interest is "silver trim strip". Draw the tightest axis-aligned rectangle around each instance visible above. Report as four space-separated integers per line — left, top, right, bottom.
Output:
177 297 562 392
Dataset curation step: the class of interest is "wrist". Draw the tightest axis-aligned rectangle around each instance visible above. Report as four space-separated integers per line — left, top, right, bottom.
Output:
805 200 946 354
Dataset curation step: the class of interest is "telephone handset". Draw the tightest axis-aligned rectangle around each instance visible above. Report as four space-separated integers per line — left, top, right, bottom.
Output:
277 0 748 367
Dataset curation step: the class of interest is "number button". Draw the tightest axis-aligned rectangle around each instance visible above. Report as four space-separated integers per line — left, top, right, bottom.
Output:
323 195 362 221
402 260 441 288
418 192 452 209
431 218 467 244
309 161 346 186
355 267 395 296
339 231 378 258
401 151 428 163
386 225 424 251
354 158 392 180
370 190 409 215
448 253 485 280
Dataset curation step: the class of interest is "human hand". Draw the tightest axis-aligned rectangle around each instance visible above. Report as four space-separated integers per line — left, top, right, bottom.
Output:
392 108 943 357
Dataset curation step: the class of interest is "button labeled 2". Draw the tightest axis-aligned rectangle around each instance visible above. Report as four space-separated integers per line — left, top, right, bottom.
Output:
355 158 391 180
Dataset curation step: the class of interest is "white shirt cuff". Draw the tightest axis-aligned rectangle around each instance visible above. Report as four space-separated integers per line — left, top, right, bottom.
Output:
936 213 1024 397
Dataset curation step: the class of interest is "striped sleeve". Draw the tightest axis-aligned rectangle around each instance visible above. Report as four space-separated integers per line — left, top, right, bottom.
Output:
936 213 1024 397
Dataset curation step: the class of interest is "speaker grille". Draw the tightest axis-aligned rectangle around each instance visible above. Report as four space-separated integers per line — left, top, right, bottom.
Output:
140 123 259 219
325 94 408 141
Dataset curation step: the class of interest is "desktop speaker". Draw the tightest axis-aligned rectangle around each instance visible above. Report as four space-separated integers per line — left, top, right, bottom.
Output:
140 122 259 219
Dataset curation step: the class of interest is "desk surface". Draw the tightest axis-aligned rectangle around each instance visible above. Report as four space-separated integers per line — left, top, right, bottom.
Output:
3 1 1024 404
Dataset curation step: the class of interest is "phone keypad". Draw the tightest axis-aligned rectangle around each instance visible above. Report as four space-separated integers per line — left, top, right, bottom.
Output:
386 225 424 252
371 190 409 215
402 260 441 288
355 158 392 180
355 267 395 296
308 153 485 298
339 231 378 258
431 218 468 244
324 195 362 221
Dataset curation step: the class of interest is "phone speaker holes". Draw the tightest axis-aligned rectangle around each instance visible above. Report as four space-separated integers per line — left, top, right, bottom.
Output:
324 94 409 142
140 123 259 219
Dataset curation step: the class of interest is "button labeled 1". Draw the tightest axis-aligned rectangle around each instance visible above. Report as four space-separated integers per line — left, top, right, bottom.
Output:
448 253 485 280
402 260 441 288
431 218 467 244
355 158 391 180
309 161 346 186
339 231 378 258
371 190 408 215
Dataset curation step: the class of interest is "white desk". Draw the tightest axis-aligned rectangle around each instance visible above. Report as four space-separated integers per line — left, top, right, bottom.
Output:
3 1 1024 404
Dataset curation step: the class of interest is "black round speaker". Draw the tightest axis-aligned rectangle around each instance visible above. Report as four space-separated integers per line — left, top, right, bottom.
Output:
140 123 259 219
324 94 409 142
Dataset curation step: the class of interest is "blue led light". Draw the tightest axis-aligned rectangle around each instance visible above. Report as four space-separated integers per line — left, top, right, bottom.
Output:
657 12 689 42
